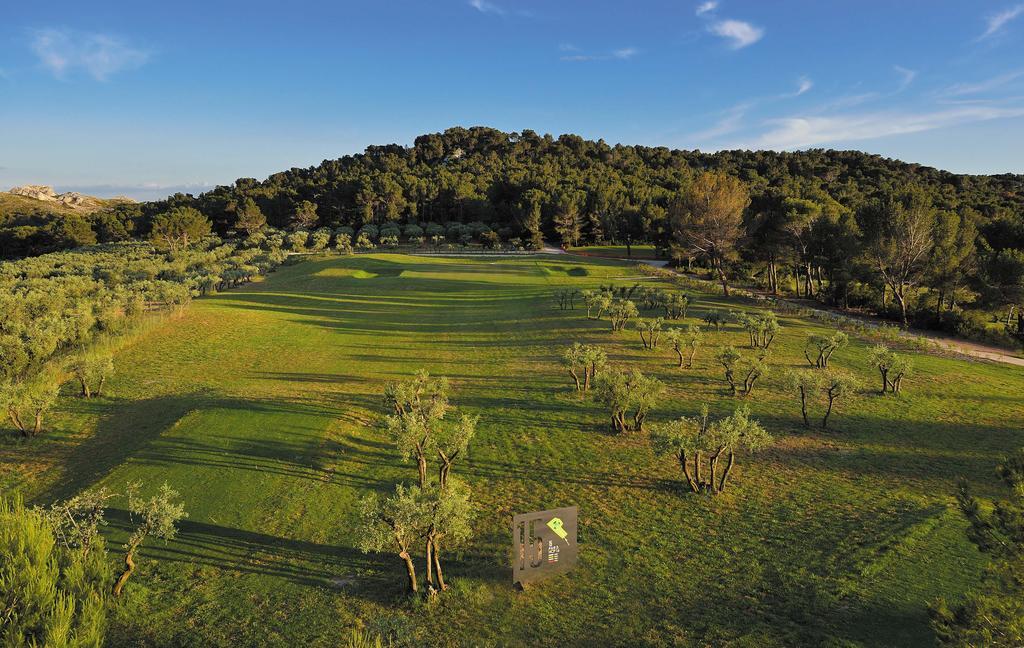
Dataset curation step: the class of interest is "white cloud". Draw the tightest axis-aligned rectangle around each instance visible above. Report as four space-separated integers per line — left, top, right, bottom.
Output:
689 104 750 142
750 105 1024 150
708 19 763 49
893 65 917 91
30 29 148 81
795 76 813 96
942 69 1024 97
469 0 505 15
980 4 1024 39
561 46 638 62
695 1 718 16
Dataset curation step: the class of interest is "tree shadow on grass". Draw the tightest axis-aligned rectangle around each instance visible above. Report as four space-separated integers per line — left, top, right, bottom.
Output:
38 392 340 503
103 507 395 599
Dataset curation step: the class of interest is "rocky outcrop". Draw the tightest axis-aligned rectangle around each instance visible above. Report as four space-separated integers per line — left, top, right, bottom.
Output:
6 185 125 210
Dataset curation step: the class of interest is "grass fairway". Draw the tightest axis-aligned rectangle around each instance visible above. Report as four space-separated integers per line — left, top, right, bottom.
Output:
6 253 1024 646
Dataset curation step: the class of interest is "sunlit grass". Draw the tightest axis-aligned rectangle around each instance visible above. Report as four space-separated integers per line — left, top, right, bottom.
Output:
5 252 1023 646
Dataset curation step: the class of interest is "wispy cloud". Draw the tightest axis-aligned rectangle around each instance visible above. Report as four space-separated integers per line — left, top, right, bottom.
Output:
688 103 752 142
980 4 1024 39
30 28 148 81
748 105 1024 150
941 69 1024 97
893 65 917 91
708 19 764 49
469 0 505 15
794 76 813 96
695 1 718 16
561 46 639 62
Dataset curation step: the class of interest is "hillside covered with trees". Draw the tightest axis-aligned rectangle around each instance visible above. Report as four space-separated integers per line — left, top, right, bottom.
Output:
5 127 1024 342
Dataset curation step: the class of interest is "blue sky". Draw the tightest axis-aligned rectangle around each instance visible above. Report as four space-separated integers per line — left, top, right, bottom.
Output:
1 1 1023 200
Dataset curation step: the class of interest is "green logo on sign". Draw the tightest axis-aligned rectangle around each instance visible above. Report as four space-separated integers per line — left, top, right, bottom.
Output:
547 517 569 544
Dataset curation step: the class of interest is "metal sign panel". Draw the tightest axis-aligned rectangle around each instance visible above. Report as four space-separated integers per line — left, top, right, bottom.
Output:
512 506 578 585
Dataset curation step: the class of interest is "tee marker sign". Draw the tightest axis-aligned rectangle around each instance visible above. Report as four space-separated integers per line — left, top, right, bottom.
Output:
512 506 578 586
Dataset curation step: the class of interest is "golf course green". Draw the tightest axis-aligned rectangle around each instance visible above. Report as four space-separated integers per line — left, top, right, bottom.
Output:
7 252 1024 646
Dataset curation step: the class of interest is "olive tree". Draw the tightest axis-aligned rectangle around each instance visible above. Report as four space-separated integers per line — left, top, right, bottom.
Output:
421 478 473 593
553 288 579 311
717 347 768 396
0 496 111 647
821 371 859 430
2 372 59 438
68 351 114 399
637 317 664 350
608 299 639 332
803 331 848 368
786 369 859 430
868 345 911 394
358 484 425 594
112 482 186 597
784 370 824 428
594 368 665 433
663 293 691 320
40 487 116 557
716 346 742 395
665 325 704 368
703 310 727 331
562 343 606 393
650 405 771 495
384 371 450 486
582 290 613 320
739 352 770 397
435 415 477 488
740 311 780 349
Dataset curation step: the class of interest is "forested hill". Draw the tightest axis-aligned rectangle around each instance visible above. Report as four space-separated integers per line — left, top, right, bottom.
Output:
3 127 1023 343
161 127 1023 241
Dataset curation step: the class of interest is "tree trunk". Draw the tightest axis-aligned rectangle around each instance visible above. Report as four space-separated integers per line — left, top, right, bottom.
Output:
822 395 835 430
694 451 703 489
879 368 889 394
400 547 418 594
416 452 427 488
678 452 699 493
569 369 581 392
674 347 684 368
584 366 593 391
112 543 139 597
708 451 719 494
8 408 26 436
32 411 43 436
432 538 447 591
719 451 735 492
717 261 730 296
425 536 434 590
79 377 90 398
894 285 909 328
799 388 809 428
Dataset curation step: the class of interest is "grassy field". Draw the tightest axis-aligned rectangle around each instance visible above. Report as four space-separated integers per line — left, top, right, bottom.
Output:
5 252 1024 646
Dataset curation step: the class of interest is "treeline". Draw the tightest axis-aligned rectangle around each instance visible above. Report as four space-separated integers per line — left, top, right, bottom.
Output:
5 126 1022 339
152 127 1023 339
0 237 287 438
